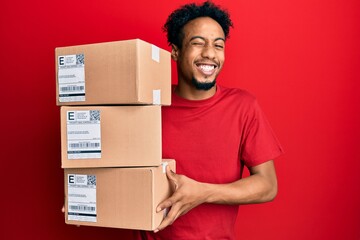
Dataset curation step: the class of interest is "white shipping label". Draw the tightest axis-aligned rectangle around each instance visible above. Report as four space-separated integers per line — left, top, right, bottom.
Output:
67 174 97 222
67 110 101 159
58 54 85 102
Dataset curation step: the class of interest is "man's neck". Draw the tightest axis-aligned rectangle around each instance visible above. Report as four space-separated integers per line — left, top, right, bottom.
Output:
175 81 217 100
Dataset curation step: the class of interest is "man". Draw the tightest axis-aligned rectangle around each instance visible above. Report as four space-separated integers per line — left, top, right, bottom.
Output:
139 1 284 239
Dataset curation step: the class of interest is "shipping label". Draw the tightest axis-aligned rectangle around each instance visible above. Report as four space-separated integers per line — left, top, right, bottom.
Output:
67 174 97 222
67 110 101 159
58 54 85 102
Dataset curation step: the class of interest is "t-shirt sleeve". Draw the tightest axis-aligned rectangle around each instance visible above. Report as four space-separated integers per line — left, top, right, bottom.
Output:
240 98 284 167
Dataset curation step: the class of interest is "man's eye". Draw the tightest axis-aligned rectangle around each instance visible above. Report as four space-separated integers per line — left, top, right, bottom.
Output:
215 44 224 49
192 42 204 46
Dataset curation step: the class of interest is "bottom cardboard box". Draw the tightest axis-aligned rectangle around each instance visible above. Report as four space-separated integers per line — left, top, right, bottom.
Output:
64 159 175 230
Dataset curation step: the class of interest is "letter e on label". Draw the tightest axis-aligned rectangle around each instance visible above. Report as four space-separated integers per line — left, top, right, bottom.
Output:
68 111 75 121
59 56 65 66
68 174 75 184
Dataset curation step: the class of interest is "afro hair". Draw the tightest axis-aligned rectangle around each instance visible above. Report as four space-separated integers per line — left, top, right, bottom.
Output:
163 1 233 48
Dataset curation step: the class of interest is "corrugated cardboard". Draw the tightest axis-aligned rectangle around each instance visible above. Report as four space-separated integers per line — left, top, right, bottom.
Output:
61 105 162 168
55 39 171 106
64 160 175 230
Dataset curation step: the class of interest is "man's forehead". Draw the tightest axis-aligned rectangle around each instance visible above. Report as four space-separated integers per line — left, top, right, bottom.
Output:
183 17 225 40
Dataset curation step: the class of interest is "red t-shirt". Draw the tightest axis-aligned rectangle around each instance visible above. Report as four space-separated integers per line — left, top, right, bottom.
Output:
141 85 284 240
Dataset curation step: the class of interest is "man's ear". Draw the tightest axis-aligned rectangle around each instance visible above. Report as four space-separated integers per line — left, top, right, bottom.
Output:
171 44 179 61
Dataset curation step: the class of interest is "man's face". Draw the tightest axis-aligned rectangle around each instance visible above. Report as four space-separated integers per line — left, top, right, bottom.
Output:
173 17 225 90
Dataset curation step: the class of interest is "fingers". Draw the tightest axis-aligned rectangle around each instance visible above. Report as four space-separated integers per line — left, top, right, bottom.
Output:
156 168 181 212
154 172 181 233
154 169 197 233
165 165 178 185
157 189 182 212
154 202 182 233
62 204 80 227
156 198 173 213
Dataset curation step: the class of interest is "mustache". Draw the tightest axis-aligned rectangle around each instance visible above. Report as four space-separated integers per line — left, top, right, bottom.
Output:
194 59 220 67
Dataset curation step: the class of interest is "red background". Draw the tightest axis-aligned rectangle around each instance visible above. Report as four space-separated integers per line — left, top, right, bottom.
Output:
1 0 359 239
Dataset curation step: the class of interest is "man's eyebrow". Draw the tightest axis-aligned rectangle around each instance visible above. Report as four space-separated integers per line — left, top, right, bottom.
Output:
190 36 206 41
189 36 225 42
214 37 225 42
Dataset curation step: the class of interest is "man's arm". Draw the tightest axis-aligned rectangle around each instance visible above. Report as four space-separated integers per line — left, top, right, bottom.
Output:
154 160 277 232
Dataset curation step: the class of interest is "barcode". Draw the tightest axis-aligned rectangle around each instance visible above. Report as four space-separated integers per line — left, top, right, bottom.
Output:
69 142 100 149
61 86 84 92
76 54 85 65
90 110 100 121
87 175 96 186
69 205 95 212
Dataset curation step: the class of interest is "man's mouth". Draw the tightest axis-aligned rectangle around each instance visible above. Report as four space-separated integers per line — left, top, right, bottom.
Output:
195 63 217 76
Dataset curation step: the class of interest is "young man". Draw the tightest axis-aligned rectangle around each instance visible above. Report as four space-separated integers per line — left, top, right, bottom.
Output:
138 1 284 239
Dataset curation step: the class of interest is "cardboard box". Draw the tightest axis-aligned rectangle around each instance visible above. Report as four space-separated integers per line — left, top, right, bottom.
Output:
55 39 171 106
61 105 162 168
64 160 175 230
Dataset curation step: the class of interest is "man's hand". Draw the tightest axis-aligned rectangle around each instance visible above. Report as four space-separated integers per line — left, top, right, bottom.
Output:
153 160 278 233
154 166 208 233
62 204 81 227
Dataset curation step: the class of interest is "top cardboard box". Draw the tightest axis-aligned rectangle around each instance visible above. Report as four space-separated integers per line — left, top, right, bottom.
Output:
55 39 171 106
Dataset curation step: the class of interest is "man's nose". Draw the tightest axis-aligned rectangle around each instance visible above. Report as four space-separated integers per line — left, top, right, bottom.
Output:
201 45 216 59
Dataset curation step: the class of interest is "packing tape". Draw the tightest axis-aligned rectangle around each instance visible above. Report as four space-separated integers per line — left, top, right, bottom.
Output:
162 161 168 173
153 89 161 105
151 45 160 62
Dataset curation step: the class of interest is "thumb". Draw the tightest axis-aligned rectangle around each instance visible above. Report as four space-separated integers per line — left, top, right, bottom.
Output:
166 165 178 190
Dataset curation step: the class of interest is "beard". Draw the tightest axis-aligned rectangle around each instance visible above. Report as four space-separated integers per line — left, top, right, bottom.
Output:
192 77 216 91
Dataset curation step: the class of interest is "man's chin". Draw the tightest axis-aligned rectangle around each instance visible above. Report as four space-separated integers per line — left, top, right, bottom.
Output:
192 77 216 91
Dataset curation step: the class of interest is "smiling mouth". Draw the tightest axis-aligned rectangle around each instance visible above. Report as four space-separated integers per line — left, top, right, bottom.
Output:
195 63 218 76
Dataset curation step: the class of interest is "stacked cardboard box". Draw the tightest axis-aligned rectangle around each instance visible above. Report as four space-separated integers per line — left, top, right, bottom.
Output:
55 39 174 230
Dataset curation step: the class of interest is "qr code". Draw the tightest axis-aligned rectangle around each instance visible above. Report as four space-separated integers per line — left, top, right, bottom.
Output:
76 54 85 65
87 175 96 186
90 110 100 121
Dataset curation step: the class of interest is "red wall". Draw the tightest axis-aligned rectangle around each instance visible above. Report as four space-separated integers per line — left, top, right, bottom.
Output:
2 0 359 239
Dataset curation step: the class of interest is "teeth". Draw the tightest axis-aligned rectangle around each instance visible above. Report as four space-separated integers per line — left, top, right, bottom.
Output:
199 65 215 71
